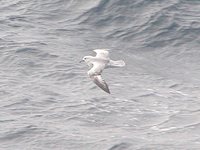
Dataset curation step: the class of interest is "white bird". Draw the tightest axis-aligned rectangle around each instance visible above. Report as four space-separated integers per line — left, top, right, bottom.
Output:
80 49 125 94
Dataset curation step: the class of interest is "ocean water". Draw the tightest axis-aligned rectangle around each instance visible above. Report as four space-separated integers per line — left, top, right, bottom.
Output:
1 0 200 150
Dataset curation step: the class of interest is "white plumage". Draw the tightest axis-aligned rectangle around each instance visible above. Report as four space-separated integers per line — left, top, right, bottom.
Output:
80 49 125 94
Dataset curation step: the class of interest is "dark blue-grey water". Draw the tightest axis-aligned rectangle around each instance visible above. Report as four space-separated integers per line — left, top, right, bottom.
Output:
1 0 200 150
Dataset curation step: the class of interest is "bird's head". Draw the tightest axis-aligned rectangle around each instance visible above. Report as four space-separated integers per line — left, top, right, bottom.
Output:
79 56 93 63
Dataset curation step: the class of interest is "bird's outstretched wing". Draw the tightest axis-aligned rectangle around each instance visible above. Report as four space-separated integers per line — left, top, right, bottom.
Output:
93 49 110 59
90 75 110 94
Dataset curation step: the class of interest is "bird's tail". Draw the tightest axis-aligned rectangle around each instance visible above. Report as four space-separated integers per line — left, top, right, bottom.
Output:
107 60 125 68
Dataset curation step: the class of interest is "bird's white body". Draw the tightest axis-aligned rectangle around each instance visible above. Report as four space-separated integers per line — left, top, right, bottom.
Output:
81 49 125 94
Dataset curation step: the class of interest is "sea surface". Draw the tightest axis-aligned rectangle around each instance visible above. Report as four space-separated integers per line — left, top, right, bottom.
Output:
1 0 200 150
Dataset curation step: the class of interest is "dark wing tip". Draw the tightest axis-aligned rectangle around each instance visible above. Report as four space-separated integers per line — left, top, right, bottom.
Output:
104 87 111 94
91 75 111 94
102 86 111 94
106 87 111 94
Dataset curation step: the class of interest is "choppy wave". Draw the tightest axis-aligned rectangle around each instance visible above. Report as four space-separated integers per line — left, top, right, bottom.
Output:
0 0 200 150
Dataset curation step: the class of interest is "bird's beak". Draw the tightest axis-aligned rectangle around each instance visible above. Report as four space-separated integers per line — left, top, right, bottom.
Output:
79 60 84 63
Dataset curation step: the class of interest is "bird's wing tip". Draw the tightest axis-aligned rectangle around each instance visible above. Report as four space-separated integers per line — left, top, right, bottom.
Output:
91 75 110 94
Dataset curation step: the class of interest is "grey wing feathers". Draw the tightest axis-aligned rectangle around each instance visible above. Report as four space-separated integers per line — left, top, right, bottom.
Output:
90 75 110 94
93 49 110 59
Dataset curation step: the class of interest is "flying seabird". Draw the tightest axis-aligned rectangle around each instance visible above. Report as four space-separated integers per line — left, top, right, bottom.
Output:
80 49 125 94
